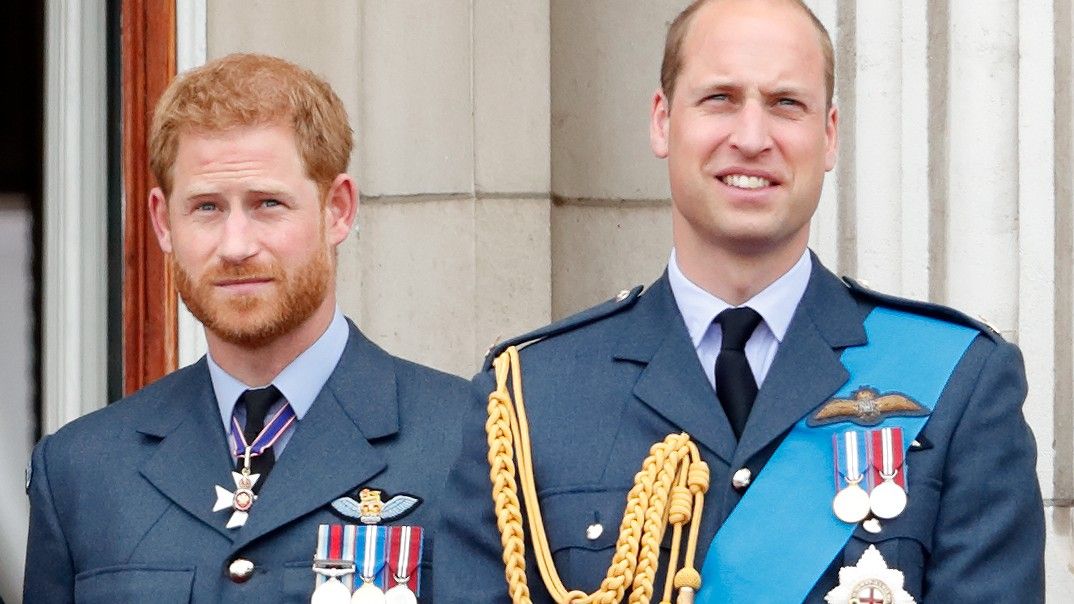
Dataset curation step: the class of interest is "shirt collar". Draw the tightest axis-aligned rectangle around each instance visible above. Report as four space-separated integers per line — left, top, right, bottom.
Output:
667 248 812 348
209 307 350 430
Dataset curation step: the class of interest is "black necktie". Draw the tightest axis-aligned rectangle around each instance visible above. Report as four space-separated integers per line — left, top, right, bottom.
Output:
715 307 763 439
236 385 283 491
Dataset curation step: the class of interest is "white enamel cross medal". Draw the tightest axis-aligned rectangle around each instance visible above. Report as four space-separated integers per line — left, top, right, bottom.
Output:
213 450 260 529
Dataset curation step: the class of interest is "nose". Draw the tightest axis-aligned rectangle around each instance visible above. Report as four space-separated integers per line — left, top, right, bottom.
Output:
217 208 259 264
728 100 772 158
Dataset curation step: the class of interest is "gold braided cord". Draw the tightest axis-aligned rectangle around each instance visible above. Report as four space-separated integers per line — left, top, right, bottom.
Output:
486 347 711 604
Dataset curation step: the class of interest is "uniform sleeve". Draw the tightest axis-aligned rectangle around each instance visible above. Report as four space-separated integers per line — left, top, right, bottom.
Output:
925 340 1045 602
434 375 513 603
24 436 76 604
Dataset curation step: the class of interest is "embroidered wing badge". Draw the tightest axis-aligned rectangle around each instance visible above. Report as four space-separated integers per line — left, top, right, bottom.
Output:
330 488 421 524
810 387 929 427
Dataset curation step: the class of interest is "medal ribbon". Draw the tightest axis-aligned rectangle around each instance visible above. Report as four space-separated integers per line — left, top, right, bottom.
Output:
313 525 361 589
354 525 388 590
697 307 978 603
870 427 906 489
230 403 297 459
832 430 869 491
386 525 424 595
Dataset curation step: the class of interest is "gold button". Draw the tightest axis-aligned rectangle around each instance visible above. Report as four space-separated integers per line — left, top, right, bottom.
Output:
228 558 255 583
731 468 752 490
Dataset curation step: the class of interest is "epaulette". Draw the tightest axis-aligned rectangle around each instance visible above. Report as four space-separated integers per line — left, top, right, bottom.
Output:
842 276 1003 341
482 285 644 370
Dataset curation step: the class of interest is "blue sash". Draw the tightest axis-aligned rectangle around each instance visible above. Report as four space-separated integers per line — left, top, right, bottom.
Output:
696 307 977 603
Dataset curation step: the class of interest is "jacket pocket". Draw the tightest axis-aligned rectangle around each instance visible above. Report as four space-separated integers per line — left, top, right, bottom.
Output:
539 486 635 593
840 478 940 599
74 565 194 604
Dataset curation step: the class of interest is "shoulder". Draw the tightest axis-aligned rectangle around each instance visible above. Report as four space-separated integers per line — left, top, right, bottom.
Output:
842 276 1005 344
42 361 207 452
482 285 645 370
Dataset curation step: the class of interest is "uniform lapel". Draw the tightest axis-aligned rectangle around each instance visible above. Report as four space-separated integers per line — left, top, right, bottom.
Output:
615 275 737 466
231 323 397 552
138 359 238 541
732 258 868 467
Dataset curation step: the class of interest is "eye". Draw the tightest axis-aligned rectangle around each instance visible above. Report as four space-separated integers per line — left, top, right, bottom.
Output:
703 93 730 103
776 97 805 108
261 198 283 208
194 201 218 213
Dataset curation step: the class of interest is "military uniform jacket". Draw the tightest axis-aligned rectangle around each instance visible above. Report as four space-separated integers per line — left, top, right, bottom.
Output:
436 257 1044 602
24 321 468 603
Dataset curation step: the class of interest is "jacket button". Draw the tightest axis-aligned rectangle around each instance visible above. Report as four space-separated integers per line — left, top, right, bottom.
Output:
228 558 255 583
731 467 752 491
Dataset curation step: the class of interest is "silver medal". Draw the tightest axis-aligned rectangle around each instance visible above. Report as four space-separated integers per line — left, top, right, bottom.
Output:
351 581 386 604
832 482 871 524
869 479 907 520
384 584 418 604
311 577 353 604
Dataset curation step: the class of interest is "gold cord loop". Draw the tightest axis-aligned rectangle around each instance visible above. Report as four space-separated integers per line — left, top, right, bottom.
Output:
486 347 710 603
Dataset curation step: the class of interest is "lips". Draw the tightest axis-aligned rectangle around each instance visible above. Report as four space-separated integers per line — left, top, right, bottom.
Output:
721 174 772 189
716 168 780 190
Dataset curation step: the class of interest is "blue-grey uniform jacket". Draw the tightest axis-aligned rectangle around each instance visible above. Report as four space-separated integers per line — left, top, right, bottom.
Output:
25 321 468 603
437 257 1044 602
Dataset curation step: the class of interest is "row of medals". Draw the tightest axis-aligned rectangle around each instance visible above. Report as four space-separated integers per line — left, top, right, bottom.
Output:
312 569 417 604
831 438 907 526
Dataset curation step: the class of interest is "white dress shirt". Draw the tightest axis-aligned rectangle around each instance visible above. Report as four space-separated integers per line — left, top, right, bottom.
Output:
667 249 812 390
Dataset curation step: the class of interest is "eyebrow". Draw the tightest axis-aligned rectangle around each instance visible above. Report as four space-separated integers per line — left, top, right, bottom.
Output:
181 183 290 199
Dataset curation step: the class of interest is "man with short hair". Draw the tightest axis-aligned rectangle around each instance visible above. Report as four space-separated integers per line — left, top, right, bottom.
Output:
437 0 1044 601
25 53 467 602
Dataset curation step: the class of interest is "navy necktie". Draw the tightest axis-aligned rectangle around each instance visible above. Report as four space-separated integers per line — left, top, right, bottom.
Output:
236 385 283 492
715 307 763 439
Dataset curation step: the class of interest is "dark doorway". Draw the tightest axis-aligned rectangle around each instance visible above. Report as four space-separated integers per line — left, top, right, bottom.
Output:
0 2 44 601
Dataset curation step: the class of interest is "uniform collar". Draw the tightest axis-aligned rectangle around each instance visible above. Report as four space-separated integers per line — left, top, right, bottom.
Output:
667 248 812 348
208 307 350 430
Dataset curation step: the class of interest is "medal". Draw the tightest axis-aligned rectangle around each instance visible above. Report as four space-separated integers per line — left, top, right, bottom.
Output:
213 404 296 528
384 585 417 604
312 525 357 603
832 431 871 523
350 525 388 604
869 427 907 519
384 525 423 602
824 545 916 604
212 451 261 529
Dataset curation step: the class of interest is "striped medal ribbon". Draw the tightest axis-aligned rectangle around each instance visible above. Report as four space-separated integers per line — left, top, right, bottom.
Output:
311 524 357 604
868 427 908 519
831 430 871 524
384 526 423 603
351 525 388 604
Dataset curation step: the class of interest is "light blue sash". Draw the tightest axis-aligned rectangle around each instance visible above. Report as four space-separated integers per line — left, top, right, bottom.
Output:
696 307 977 603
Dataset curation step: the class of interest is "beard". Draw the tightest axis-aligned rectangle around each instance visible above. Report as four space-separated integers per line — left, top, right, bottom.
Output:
174 246 332 349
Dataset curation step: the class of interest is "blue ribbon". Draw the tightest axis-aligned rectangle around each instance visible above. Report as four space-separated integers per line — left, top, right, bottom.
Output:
696 307 977 603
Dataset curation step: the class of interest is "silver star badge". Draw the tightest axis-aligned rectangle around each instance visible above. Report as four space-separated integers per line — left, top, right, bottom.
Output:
213 469 260 529
825 545 915 604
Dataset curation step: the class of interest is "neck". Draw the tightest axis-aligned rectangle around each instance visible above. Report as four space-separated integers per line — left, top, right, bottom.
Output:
205 294 337 386
673 231 807 306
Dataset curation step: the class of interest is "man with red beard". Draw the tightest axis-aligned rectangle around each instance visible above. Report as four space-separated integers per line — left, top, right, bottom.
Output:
24 53 467 603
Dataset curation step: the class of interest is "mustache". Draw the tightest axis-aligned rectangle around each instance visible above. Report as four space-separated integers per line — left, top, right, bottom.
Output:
201 262 282 283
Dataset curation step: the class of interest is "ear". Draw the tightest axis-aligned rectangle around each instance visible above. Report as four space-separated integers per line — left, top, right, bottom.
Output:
324 173 358 246
824 104 839 172
148 187 173 253
649 89 671 159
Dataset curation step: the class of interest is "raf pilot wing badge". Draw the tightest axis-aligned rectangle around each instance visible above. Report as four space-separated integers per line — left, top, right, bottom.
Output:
330 488 422 525
809 387 929 427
